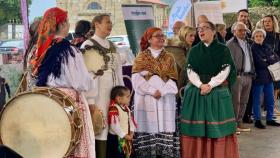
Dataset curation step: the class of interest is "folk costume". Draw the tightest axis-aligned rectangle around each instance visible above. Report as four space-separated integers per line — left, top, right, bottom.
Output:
107 101 136 158
81 35 124 158
180 39 240 158
132 27 180 158
33 7 96 158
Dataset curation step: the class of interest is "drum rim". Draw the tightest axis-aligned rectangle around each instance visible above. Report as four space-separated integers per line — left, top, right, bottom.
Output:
0 87 83 157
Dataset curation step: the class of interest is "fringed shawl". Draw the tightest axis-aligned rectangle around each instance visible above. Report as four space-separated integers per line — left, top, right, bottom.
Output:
132 49 178 82
186 39 236 87
36 38 75 86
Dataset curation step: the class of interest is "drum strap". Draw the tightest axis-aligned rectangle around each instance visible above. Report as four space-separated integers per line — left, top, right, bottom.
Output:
75 91 80 103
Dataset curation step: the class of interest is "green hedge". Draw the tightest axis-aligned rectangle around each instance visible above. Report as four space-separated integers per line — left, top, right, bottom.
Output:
223 6 280 29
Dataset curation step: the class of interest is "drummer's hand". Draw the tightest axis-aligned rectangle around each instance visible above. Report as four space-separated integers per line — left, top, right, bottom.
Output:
124 134 133 141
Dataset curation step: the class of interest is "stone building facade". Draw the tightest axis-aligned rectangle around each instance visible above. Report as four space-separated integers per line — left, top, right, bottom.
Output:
56 0 169 35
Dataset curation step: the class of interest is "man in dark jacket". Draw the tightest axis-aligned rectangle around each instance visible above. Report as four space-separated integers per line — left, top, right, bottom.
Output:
0 75 11 111
225 9 252 41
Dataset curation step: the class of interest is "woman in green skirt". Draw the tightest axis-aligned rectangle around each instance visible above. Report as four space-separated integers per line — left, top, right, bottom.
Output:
180 21 240 158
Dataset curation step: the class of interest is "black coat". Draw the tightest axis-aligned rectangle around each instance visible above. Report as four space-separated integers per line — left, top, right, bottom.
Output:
0 76 10 108
264 31 280 57
251 43 279 85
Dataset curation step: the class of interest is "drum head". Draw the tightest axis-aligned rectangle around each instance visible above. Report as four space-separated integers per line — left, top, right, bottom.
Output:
0 93 72 158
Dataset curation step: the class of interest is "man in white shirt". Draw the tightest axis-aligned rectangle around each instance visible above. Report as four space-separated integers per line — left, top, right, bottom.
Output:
227 22 255 133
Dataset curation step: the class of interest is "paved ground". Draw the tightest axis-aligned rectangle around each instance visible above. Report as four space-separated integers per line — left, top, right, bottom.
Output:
238 120 280 158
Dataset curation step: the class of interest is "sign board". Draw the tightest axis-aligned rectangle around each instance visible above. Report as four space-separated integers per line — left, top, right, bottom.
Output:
194 1 224 26
122 4 155 55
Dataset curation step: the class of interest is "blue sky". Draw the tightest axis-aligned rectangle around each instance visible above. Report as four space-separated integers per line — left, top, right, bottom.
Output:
28 0 56 22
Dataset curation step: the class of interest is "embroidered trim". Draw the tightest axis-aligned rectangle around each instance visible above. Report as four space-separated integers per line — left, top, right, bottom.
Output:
181 118 236 125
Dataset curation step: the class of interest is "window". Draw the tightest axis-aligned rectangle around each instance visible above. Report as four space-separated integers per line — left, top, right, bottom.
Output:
87 2 102 10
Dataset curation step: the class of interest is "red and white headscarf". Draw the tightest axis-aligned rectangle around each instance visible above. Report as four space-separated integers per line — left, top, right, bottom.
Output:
31 7 68 75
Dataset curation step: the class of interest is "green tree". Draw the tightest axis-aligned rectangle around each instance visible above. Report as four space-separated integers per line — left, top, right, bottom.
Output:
0 0 32 26
249 0 280 7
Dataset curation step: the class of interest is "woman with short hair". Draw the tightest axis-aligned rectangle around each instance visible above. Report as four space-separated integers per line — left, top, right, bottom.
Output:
251 29 280 129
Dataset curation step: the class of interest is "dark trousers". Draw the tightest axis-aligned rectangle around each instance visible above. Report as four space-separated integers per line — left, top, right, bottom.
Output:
107 133 125 158
96 140 107 158
243 88 253 123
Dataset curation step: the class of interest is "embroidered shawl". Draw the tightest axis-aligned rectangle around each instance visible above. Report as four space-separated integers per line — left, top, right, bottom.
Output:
132 49 178 82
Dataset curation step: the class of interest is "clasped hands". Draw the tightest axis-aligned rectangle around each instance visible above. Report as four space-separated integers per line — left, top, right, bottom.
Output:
200 84 212 95
153 90 161 100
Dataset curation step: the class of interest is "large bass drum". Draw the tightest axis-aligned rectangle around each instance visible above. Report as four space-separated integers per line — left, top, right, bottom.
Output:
0 87 82 158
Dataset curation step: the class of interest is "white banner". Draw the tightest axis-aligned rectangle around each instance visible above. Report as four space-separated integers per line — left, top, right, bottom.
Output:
194 1 224 26
221 0 247 13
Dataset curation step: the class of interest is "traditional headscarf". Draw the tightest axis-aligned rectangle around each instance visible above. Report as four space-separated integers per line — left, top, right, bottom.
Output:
31 7 68 75
140 27 161 51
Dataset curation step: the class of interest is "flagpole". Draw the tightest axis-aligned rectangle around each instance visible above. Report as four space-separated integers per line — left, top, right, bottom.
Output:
20 0 29 70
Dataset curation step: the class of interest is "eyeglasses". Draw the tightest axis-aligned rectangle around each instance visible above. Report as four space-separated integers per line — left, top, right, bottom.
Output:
152 34 166 39
196 26 212 32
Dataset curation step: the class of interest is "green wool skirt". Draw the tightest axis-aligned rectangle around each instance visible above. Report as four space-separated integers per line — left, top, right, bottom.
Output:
180 84 236 138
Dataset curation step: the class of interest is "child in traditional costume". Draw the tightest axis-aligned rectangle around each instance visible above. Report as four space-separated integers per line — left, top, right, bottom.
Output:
107 86 136 158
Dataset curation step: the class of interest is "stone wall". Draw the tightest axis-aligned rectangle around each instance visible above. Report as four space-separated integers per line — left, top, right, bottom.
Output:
57 0 168 35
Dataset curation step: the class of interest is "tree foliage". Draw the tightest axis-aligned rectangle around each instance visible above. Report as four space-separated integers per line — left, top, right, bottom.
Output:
0 0 32 26
249 0 280 7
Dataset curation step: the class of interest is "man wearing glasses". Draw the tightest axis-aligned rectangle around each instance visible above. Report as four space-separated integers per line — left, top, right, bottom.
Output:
227 22 255 134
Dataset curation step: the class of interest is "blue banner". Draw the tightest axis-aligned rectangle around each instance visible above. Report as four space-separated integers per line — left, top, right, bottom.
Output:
167 0 192 37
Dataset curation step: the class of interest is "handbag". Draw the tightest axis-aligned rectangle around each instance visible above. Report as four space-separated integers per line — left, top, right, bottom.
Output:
268 61 280 81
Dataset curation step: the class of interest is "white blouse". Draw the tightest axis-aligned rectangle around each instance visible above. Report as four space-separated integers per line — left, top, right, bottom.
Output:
47 46 95 92
187 66 230 88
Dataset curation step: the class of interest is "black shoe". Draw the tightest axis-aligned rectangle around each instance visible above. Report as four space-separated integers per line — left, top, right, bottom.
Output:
255 120 266 129
243 117 253 124
267 120 280 126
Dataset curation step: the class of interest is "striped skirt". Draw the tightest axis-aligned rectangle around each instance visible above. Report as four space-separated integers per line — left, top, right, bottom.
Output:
133 132 180 158
58 88 95 158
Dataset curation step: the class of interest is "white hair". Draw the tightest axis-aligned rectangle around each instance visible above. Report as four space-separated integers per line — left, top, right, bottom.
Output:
232 22 247 31
252 29 267 39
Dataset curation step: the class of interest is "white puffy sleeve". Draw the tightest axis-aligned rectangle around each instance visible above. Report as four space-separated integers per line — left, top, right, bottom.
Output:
64 47 96 92
187 68 203 88
160 79 178 96
132 73 157 96
208 65 230 88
